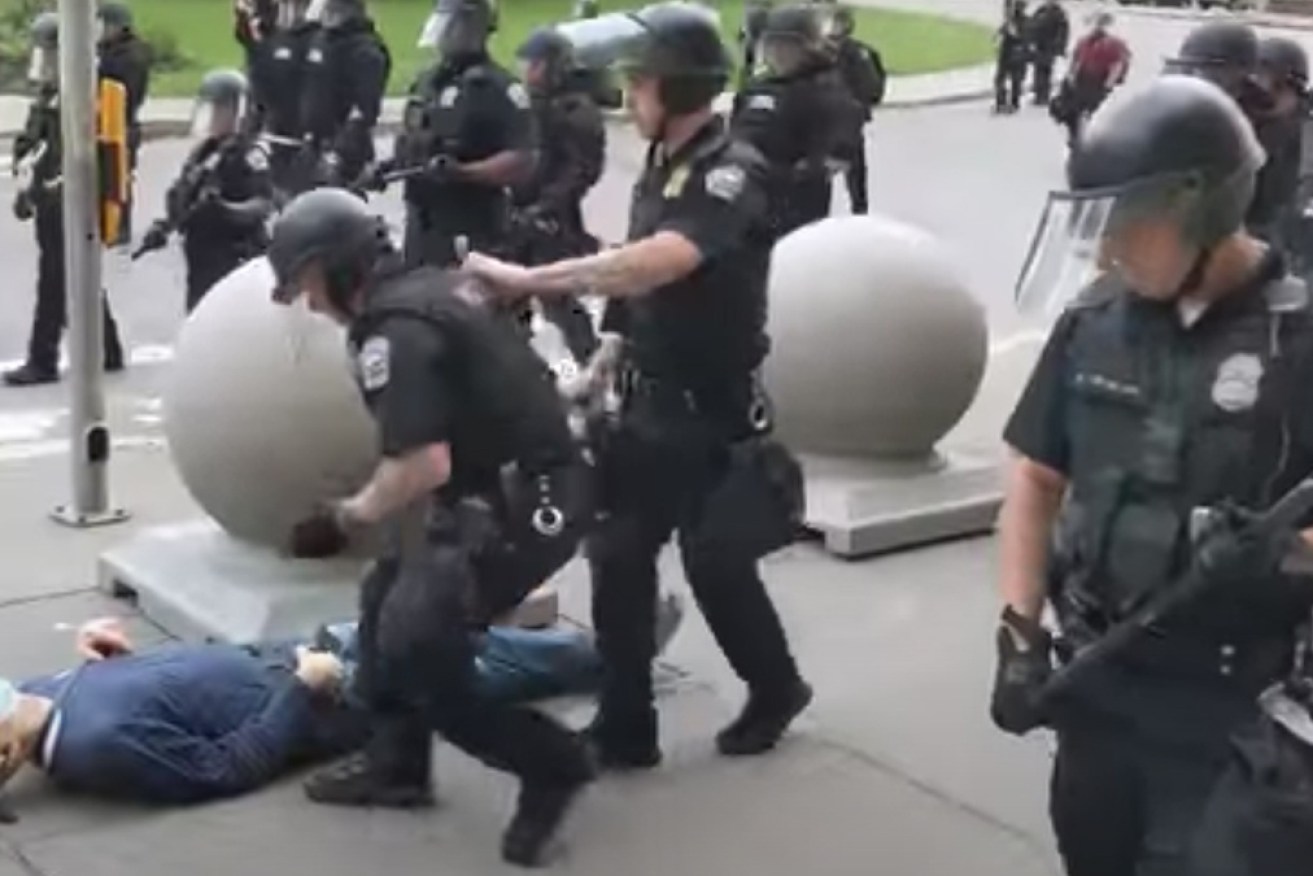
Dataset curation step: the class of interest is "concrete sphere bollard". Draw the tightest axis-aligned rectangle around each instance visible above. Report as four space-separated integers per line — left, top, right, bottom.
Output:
764 214 988 459
162 257 378 548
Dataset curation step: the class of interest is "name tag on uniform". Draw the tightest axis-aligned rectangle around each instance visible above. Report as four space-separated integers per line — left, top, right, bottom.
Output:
440 86 459 108
663 164 691 199
747 94 776 111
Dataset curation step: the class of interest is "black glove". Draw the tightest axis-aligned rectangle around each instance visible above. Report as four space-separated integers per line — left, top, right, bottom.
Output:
12 192 33 222
289 507 348 559
131 222 169 260
990 606 1052 736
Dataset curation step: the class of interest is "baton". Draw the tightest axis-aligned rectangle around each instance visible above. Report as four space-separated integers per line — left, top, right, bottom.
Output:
1036 475 1313 708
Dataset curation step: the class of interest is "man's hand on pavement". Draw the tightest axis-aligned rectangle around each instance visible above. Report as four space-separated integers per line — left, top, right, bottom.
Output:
294 646 344 693
76 617 134 661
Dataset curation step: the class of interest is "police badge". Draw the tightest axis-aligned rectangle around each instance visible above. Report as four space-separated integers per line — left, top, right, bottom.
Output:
1211 353 1264 413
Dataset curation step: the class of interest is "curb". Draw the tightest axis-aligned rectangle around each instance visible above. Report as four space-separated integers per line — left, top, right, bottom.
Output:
0 73 994 150
1115 4 1313 32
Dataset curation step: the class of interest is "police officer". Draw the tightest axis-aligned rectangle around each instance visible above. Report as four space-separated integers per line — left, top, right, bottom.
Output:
6 12 124 388
465 2 812 770
270 188 594 867
302 0 390 188
135 70 274 313
1248 37 1309 255
826 5 883 214
370 0 532 268
738 0 773 89
732 4 854 240
995 75 1313 876
511 27 605 365
1164 20 1269 116
96 1 151 243
1027 0 1069 106
241 0 322 196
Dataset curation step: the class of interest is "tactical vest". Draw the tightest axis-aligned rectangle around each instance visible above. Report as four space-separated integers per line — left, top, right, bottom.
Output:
352 268 577 486
1052 274 1313 637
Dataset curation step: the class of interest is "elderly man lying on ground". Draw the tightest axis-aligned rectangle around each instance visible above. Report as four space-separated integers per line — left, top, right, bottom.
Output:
0 596 683 809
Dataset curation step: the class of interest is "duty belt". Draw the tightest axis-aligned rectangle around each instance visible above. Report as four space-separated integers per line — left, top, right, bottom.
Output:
617 365 772 433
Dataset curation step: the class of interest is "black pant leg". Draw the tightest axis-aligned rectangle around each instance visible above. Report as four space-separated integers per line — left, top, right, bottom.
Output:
846 147 869 214
29 205 66 371
1034 59 1054 103
1049 723 1144 876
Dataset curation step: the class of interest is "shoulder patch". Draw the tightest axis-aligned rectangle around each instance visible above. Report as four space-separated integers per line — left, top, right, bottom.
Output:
507 82 530 110
245 145 269 172
705 164 746 202
439 85 459 108
358 336 391 391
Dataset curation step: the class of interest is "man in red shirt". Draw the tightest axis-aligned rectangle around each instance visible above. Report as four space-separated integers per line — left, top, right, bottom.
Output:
1055 12 1130 144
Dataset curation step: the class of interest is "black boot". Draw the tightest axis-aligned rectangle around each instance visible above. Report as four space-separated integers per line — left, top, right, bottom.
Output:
716 680 813 757
304 719 435 808
501 775 593 868
582 708 662 771
3 363 58 387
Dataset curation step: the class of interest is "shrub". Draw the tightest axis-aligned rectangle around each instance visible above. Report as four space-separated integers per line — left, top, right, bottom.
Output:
0 0 49 91
139 26 192 73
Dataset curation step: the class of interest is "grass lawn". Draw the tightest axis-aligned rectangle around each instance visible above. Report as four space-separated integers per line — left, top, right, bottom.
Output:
130 0 994 97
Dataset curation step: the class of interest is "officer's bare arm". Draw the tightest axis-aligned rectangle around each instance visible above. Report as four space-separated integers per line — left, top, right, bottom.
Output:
523 232 703 300
998 452 1068 621
457 149 532 188
338 444 452 527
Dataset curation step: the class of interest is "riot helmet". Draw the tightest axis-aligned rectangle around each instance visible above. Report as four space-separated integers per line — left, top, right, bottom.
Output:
1257 36 1309 102
1016 75 1265 314
418 0 497 56
306 0 365 30
27 12 59 88
274 0 312 29
824 4 854 39
517 28 575 94
616 2 730 121
96 2 133 41
191 69 250 141
760 5 825 76
1164 21 1260 98
269 188 392 315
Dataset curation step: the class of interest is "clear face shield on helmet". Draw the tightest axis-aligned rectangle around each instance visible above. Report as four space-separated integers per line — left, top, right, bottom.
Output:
761 36 807 76
27 46 57 86
1014 174 1198 317
419 1 487 55
306 0 352 29
276 0 310 29
191 97 245 141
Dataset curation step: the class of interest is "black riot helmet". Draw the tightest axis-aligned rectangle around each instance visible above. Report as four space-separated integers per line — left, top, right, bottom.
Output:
1016 75 1265 314
616 2 730 116
1164 21 1259 98
1258 36 1310 99
27 12 59 87
517 27 575 93
306 0 366 30
761 5 827 75
269 188 392 313
97 2 133 37
419 0 497 57
191 69 251 140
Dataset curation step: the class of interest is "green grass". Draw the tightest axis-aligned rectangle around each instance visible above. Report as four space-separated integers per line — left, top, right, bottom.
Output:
128 0 993 97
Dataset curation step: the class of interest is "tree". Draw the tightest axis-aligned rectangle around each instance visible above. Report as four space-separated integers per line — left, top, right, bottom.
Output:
0 0 51 91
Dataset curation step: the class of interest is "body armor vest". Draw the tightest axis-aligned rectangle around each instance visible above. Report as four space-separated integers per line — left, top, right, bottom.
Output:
1053 275 1312 637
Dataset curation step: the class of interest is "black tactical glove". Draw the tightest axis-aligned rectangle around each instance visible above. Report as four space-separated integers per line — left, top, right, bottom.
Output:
131 222 169 260
289 506 348 559
990 606 1052 736
11 192 33 222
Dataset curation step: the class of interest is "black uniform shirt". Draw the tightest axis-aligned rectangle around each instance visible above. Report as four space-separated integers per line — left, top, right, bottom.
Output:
604 116 772 396
1005 254 1313 503
173 136 273 242
98 31 151 130
732 62 855 171
349 265 576 493
399 55 532 224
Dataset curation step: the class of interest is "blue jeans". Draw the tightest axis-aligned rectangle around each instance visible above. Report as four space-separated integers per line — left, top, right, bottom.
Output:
318 621 603 704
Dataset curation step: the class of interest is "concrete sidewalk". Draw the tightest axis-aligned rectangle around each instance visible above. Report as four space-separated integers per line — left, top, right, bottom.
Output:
0 63 995 145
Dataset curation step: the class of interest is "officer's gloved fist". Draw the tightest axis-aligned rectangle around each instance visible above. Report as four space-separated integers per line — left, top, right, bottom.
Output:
990 606 1052 736
289 505 349 559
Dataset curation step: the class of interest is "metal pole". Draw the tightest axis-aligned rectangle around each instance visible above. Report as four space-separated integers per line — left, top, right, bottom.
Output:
52 0 128 528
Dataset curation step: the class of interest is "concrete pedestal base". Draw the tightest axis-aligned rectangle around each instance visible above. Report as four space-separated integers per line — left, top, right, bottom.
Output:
98 519 366 642
801 450 1002 558
99 519 565 643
